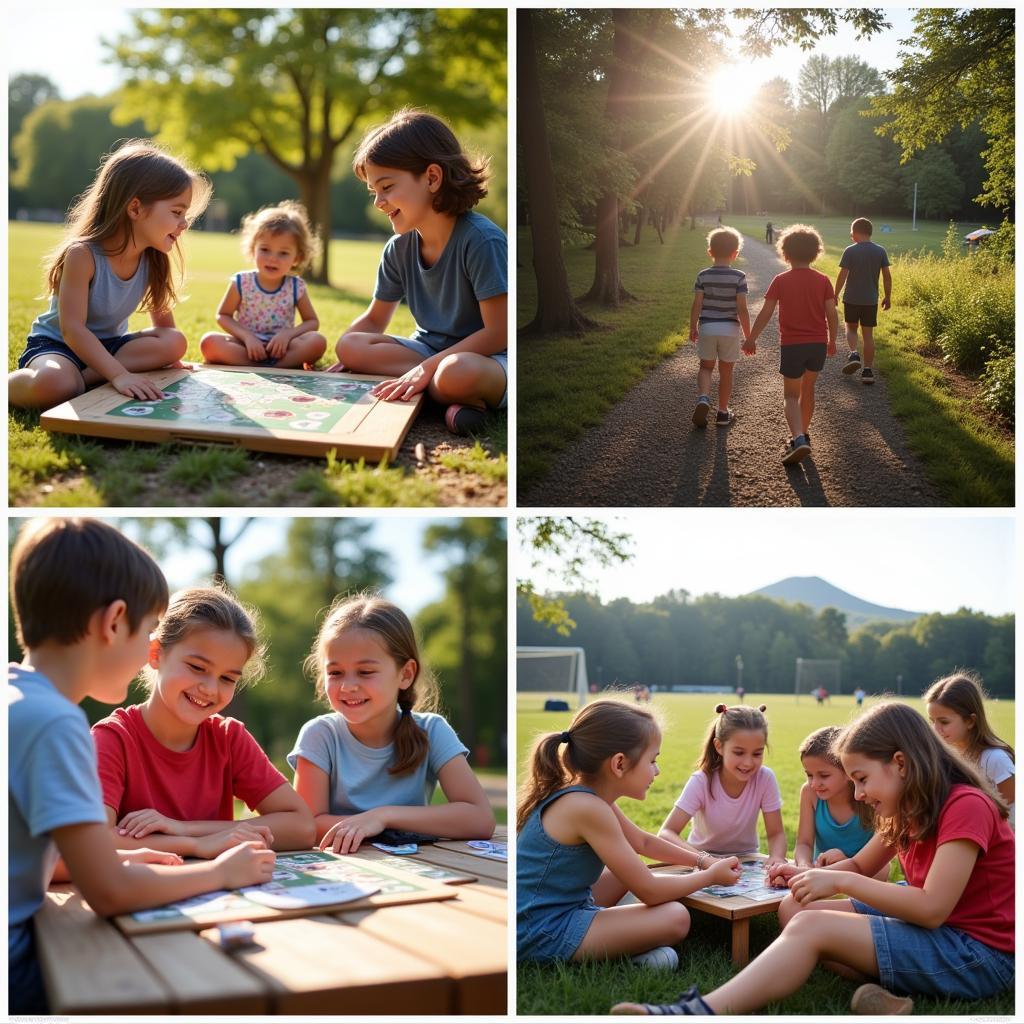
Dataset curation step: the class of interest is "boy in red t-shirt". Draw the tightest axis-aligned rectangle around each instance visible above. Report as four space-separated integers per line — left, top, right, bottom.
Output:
745 225 838 465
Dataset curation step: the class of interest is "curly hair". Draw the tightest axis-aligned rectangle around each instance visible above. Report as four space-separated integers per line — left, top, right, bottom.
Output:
239 200 321 274
777 223 824 264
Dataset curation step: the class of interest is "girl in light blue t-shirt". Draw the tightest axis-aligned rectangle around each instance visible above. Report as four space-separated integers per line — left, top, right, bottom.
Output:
289 595 495 853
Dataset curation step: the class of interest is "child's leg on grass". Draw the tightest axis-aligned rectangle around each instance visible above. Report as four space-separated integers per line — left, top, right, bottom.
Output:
717 360 734 410
861 325 874 368
200 333 255 365
572 902 691 961
335 333 423 375
783 376 804 438
429 351 506 410
697 359 715 398
845 322 859 352
276 331 327 369
702 910 878 1015
799 370 818 433
8 354 85 409
80 328 188 386
778 896 874 982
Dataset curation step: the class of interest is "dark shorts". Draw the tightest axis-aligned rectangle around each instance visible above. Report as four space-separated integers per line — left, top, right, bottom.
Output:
844 303 878 327
780 343 827 379
851 898 1014 1000
18 333 140 373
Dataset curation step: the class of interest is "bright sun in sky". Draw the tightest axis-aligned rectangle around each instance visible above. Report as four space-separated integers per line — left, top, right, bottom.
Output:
704 66 753 117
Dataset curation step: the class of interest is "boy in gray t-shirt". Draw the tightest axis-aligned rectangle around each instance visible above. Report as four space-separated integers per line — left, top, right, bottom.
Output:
834 217 892 385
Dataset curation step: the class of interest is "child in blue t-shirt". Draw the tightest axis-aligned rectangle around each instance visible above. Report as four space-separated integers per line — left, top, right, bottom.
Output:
330 110 507 435
290 595 495 853
8 519 275 1014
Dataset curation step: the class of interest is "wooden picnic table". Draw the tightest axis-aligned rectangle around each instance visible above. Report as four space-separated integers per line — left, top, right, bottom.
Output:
36 826 507 1015
652 852 786 967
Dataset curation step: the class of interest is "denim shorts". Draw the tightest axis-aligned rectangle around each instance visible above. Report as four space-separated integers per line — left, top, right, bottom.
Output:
518 899 600 963
851 897 1015 999
779 342 827 378
391 335 508 410
18 333 139 372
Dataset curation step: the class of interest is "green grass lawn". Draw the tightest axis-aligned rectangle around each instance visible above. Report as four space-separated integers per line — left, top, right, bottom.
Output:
9 222 506 507
517 215 1013 505
515 691 1015 1016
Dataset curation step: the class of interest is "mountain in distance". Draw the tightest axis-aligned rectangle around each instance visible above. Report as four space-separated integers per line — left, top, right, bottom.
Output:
749 576 922 629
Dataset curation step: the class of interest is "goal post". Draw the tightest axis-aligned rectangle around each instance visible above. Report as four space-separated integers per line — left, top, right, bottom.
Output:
517 646 589 707
795 657 841 701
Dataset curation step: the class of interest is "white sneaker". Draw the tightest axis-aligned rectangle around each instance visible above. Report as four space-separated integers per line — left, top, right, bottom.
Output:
630 945 679 970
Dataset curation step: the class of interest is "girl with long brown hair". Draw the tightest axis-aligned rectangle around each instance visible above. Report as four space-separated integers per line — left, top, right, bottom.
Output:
517 699 741 968
612 701 1014 1016
291 595 494 854
10 139 211 409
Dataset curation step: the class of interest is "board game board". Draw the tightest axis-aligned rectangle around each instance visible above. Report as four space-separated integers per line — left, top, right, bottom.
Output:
40 365 422 460
114 850 455 936
698 859 782 902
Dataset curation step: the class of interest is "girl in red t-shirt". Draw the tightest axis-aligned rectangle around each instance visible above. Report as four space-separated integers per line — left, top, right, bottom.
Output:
611 701 1014 1017
93 586 315 857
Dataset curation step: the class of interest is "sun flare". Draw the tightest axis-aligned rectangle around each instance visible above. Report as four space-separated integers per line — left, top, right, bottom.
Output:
704 67 753 118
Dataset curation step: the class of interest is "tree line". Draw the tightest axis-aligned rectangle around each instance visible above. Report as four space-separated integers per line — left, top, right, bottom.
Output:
516 590 1013 699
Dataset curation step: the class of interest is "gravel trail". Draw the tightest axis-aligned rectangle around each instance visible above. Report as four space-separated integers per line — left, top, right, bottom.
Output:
522 235 940 507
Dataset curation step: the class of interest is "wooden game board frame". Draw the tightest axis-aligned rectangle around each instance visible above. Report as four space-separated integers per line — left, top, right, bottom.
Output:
40 365 422 461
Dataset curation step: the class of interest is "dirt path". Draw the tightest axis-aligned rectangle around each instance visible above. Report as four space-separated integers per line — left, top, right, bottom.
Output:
522 236 939 507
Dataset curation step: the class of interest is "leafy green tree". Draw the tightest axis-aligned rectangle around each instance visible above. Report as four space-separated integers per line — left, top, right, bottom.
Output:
899 148 963 220
109 8 506 282
826 101 902 211
9 72 59 179
870 8 1013 212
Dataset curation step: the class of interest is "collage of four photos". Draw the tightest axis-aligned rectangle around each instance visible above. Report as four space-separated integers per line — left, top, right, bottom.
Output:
5 4 1016 1021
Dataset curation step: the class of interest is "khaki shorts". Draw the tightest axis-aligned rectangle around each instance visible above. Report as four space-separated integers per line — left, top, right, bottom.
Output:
697 328 741 363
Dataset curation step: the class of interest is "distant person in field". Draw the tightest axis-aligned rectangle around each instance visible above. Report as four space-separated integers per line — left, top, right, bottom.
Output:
834 217 892 385
746 225 838 467
735 684 745 702
765 222 774 245
689 227 751 429
854 686 866 709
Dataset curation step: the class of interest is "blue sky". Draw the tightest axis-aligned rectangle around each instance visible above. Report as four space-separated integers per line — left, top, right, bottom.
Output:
519 512 1015 617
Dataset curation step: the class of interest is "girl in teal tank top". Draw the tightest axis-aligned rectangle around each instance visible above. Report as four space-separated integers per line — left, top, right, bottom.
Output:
517 700 743 964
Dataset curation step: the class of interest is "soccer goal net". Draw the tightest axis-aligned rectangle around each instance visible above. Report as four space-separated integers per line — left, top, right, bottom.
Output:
795 657 841 700
517 647 589 707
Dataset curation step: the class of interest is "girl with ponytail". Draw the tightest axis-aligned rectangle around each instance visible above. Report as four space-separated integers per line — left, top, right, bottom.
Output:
517 699 741 966
659 703 788 870
290 595 494 853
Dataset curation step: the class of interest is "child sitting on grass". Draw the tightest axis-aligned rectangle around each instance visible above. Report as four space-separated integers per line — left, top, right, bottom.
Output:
200 201 326 369
835 217 891 385
746 224 838 466
8 520 274 1014
689 227 751 428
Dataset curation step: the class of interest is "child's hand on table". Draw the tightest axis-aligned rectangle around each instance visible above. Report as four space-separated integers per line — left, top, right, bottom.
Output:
214 840 276 889
118 808 184 839
372 362 434 402
110 372 166 401
708 856 742 885
789 868 841 905
195 823 274 859
320 810 388 855
815 848 846 867
767 861 801 888
118 848 184 866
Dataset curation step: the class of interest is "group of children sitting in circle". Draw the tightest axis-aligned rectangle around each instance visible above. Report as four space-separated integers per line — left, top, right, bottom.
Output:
9 518 495 1014
9 109 508 437
517 681 1013 1015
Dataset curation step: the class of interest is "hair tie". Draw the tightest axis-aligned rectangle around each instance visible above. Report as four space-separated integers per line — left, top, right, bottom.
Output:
715 703 728 714
758 704 767 713
401 707 411 717
560 731 571 744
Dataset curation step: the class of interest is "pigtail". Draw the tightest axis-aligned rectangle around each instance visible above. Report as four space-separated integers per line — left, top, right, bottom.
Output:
697 703 769 778
390 677 434 777
516 732 572 832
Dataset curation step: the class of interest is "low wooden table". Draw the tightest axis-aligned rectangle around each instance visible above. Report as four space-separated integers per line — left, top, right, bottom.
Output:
652 854 785 967
36 828 507 1015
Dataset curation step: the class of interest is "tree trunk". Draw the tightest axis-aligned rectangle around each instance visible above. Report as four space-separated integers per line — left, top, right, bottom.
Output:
457 561 476 753
298 166 334 285
518 10 597 335
633 200 643 246
583 8 637 306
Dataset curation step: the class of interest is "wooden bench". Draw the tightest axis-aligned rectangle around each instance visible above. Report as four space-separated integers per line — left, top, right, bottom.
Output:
36 828 507 1015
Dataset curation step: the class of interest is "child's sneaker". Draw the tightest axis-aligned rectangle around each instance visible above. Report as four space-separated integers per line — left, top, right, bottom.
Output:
850 983 913 1015
445 404 488 436
692 396 711 428
843 351 862 374
782 435 811 466
630 945 679 970
611 985 715 1015
714 408 735 426
861 367 875 385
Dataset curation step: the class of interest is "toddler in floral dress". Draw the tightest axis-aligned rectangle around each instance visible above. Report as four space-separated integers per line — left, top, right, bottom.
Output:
201 201 326 368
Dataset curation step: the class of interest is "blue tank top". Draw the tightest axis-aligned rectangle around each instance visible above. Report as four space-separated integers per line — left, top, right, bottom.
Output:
30 244 149 343
517 785 604 922
813 797 874 858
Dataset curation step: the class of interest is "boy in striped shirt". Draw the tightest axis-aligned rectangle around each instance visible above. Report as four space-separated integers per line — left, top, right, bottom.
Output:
689 228 751 427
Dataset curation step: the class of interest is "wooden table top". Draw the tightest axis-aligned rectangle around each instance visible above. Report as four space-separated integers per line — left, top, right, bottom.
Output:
37 827 508 1016
651 853 787 921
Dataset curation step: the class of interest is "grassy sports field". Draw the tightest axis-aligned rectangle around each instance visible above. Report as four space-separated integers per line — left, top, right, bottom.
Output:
9 222 506 507
515 691 1015 1016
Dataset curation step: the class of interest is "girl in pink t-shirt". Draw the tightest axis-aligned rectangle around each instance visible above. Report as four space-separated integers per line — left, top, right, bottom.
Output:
658 704 787 872
613 701 1014 1016
93 586 314 858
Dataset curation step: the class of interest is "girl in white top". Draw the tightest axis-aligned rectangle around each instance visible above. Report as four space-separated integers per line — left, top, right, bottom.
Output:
659 704 787 870
925 672 1014 827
